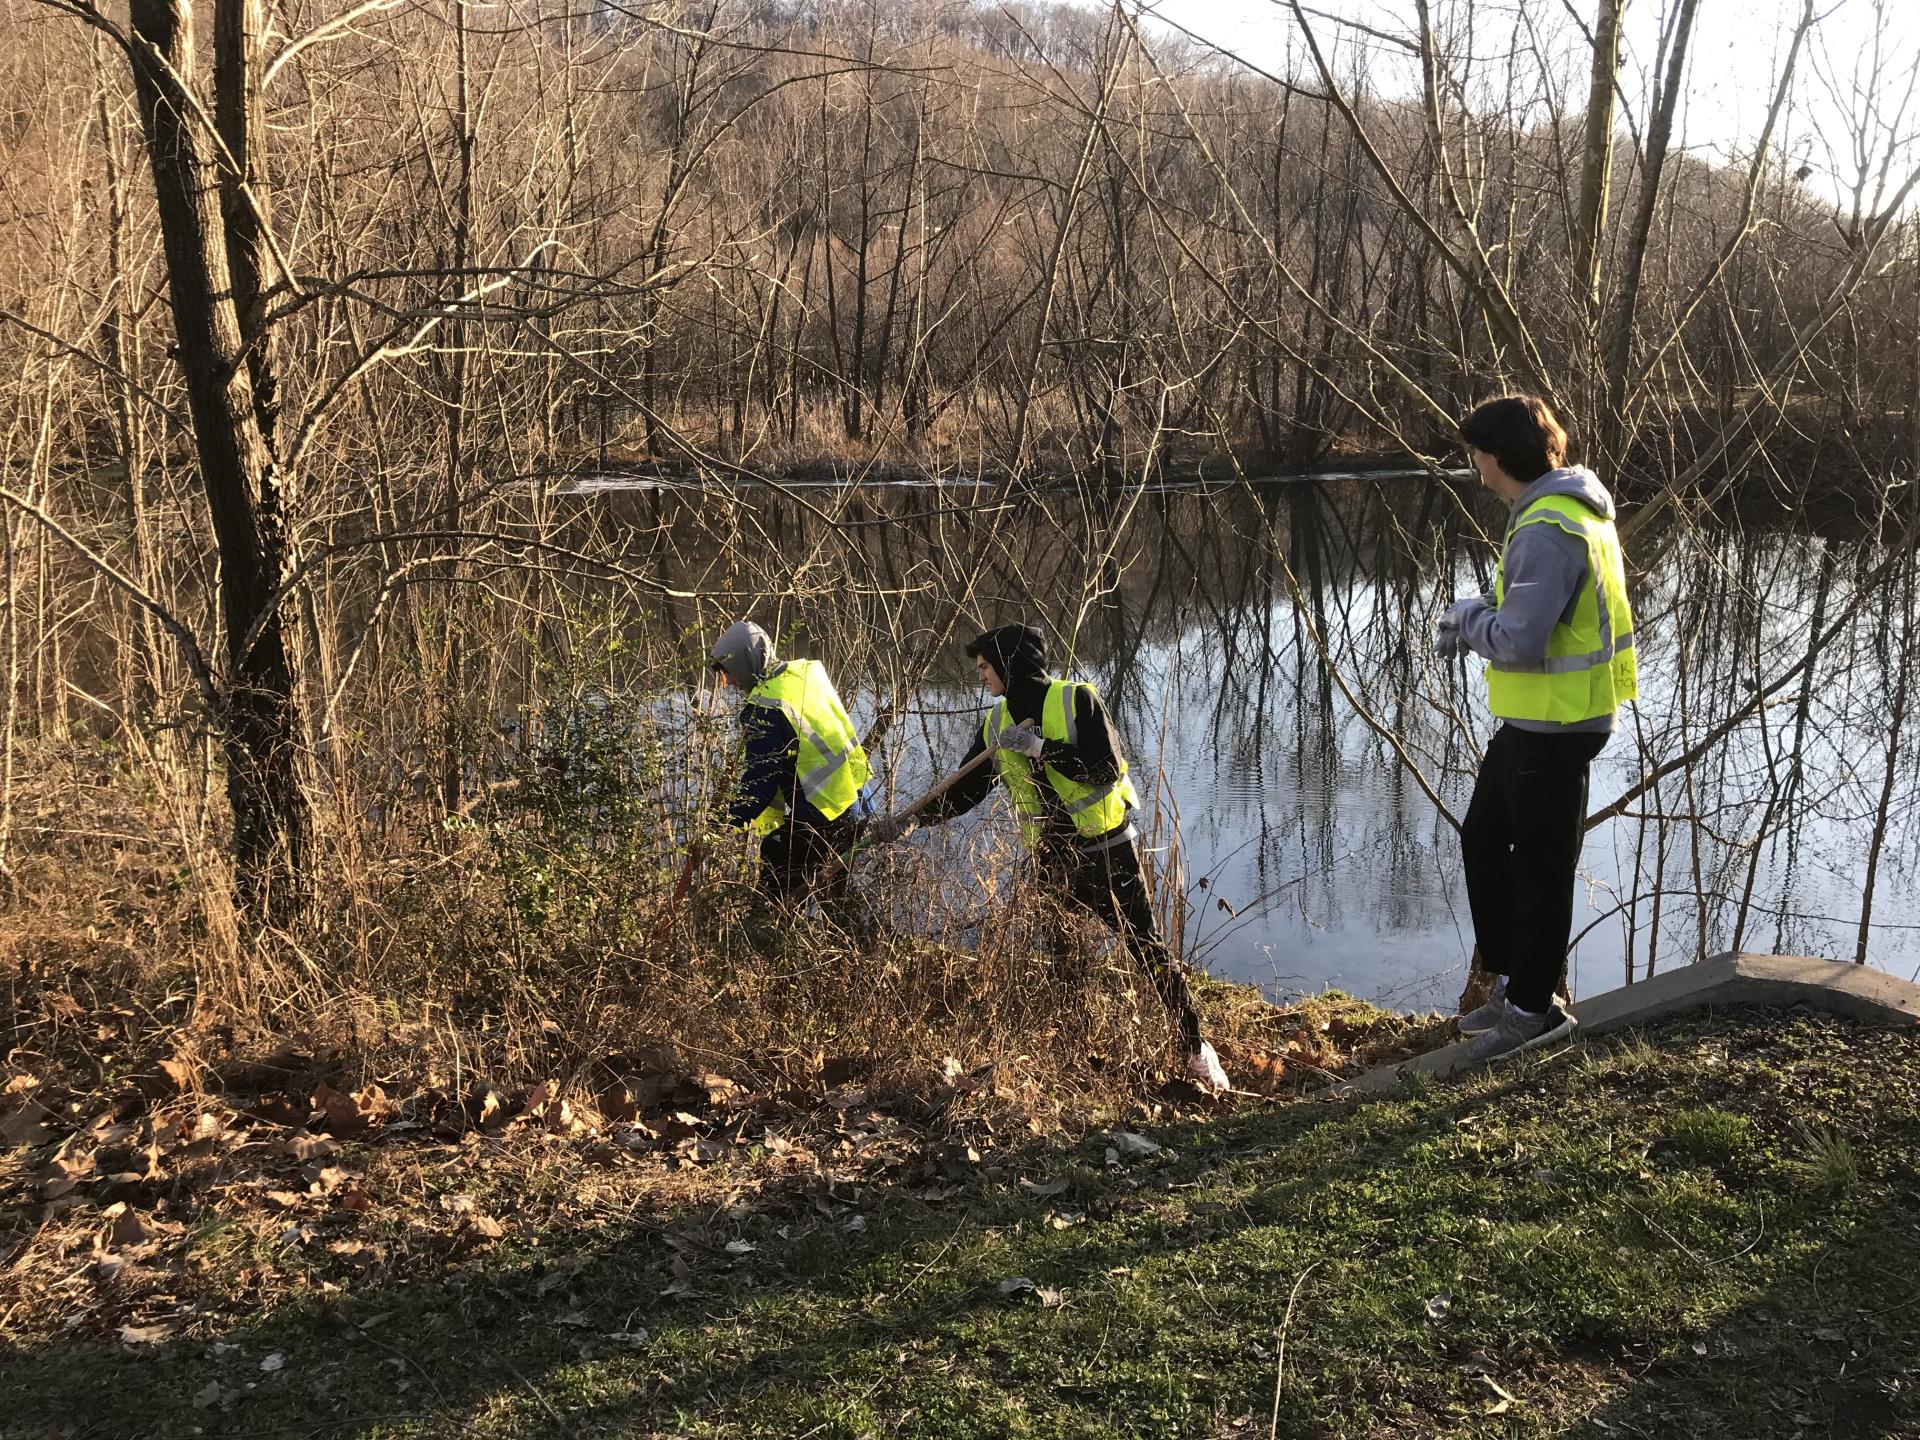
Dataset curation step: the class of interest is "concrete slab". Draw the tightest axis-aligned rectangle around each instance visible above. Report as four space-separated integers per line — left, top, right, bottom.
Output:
1336 953 1920 1098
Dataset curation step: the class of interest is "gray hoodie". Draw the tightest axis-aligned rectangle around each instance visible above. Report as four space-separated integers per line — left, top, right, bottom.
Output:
710 619 782 689
1452 465 1619 735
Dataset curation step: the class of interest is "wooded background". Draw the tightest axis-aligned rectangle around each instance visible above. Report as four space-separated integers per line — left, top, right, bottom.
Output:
4 0 1917 928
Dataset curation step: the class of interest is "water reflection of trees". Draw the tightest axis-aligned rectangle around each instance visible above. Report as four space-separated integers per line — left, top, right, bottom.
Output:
528 476 1920 996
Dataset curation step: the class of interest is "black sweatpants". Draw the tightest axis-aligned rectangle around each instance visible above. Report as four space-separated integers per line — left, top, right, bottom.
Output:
1040 832 1204 1052
758 814 855 908
1461 723 1608 1014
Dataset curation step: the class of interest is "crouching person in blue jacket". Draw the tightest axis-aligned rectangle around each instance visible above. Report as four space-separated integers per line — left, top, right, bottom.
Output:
709 620 872 907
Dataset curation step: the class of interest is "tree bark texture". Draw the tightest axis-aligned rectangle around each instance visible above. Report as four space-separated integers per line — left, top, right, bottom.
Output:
129 0 309 920
1573 0 1624 326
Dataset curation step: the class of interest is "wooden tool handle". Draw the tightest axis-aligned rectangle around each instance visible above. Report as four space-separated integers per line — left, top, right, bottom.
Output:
889 742 999 824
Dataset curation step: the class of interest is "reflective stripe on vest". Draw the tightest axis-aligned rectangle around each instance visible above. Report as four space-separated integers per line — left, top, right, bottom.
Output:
982 679 1139 846
1485 495 1640 724
743 658 872 836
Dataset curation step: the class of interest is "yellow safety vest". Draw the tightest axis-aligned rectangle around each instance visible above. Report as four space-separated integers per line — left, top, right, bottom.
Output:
742 659 870 837
1486 494 1639 723
984 679 1139 847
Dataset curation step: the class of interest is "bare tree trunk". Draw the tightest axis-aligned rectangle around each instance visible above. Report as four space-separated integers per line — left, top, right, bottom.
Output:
441 0 476 817
129 0 308 920
1858 524 1916 963
1599 0 1699 464
1572 0 1623 332
214 0 279 450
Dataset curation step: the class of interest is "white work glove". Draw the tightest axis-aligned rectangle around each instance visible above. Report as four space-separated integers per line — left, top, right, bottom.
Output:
1434 597 1484 659
863 813 908 846
998 721 1045 759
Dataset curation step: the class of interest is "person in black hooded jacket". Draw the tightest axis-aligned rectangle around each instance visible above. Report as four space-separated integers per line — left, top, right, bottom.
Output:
867 624 1230 1094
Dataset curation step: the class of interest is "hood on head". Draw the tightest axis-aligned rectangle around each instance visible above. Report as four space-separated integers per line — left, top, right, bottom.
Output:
710 619 779 688
965 624 1049 688
1519 465 1616 522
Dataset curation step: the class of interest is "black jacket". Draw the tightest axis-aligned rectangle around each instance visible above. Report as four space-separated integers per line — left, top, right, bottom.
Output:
922 625 1130 843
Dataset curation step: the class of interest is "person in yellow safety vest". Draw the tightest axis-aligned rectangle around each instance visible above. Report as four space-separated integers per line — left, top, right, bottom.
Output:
1434 395 1638 1065
709 620 872 904
865 624 1231 1095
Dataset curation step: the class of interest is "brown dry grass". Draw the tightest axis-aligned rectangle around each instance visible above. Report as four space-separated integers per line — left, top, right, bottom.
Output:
0 737 1454 1349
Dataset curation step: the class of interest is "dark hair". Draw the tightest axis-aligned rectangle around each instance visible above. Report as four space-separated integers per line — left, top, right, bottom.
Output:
1457 395 1568 484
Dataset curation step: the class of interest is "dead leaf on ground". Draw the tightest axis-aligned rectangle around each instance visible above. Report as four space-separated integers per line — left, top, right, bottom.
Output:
106 1204 178 1250
1479 1374 1518 1414
191 1380 223 1409
695 1073 741 1106
154 1056 197 1096
1108 1130 1161 1159
48 993 85 1020
661 1253 696 1298
309 1165 354 1196
519 1080 554 1122
283 1135 338 1163
1 1107 52 1149
1020 1176 1072 1198
118 1322 173 1347
313 1082 368 1136
37 1150 94 1200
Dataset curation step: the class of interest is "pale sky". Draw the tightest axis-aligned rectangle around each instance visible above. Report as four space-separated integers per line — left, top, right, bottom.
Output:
1125 0 1920 216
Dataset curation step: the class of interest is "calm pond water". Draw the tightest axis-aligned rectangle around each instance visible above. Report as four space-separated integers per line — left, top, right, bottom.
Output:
552 473 1920 1013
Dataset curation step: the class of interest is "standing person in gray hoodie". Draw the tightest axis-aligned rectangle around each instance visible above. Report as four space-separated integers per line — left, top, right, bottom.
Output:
1436 396 1639 1063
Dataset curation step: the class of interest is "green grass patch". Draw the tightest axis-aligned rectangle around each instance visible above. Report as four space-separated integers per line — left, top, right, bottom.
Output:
6 1007 1918 1438
1659 1105 1755 1164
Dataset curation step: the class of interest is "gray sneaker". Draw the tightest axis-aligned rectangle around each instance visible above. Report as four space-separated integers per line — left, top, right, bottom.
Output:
1460 1003 1577 1065
1456 977 1508 1036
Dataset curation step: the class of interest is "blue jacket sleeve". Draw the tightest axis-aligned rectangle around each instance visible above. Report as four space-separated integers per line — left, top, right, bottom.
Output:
1453 524 1589 666
725 703 797 829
